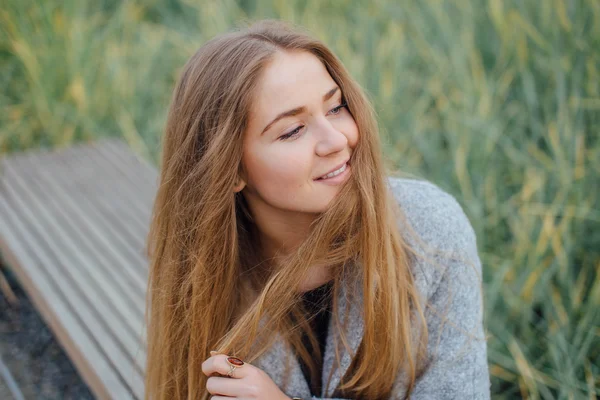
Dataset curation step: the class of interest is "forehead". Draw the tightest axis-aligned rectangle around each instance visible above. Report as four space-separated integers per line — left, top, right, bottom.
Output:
250 51 338 117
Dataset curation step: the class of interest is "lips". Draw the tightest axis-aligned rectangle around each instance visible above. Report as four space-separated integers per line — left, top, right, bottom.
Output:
315 159 350 180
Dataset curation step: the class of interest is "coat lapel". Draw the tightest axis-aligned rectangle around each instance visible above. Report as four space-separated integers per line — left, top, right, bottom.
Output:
252 268 365 399
252 332 312 397
322 269 364 397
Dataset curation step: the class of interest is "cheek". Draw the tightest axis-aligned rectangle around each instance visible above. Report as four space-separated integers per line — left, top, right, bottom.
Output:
244 145 312 190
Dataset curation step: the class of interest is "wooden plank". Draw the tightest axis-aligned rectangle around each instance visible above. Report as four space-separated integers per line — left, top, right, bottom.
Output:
15 141 151 344
57 142 152 287
0 139 160 398
47 141 154 256
90 140 156 224
29 141 153 240
0 353 25 400
0 161 146 397
84 144 152 252
98 139 159 192
0 193 135 400
4 155 147 337
17 145 150 348
64 142 153 258
15 147 149 297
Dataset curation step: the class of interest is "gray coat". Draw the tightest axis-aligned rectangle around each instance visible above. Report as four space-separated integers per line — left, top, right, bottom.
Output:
253 178 491 399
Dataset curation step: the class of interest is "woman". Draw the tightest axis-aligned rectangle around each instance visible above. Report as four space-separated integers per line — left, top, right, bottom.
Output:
145 20 490 400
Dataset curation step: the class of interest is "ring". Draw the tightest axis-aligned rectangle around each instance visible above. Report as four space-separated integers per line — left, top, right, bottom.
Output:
226 356 244 378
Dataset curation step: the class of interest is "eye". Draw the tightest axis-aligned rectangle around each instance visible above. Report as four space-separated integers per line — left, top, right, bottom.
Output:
327 101 348 116
278 125 304 141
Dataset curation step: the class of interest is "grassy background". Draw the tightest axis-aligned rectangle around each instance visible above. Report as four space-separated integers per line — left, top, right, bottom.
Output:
1 0 599 398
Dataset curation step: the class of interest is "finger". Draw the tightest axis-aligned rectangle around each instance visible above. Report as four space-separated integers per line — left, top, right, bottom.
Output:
210 397 234 400
202 355 227 377
202 355 248 378
206 376 243 397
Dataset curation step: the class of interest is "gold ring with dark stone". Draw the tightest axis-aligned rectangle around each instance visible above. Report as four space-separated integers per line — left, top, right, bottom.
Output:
226 356 244 378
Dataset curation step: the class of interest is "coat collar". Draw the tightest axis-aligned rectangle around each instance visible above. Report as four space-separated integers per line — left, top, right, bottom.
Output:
252 268 365 398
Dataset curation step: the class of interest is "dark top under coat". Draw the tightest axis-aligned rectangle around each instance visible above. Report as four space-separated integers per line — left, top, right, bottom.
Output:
297 280 334 396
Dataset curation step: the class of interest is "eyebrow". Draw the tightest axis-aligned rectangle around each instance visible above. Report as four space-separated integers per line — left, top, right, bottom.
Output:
260 86 340 135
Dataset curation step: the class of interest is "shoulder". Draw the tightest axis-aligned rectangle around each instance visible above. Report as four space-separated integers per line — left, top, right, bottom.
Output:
386 177 477 254
386 177 490 398
385 177 481 299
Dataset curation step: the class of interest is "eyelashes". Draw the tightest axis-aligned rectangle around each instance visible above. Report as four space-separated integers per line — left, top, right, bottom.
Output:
328 101 348 116
279 125 303 141
278 102 349 141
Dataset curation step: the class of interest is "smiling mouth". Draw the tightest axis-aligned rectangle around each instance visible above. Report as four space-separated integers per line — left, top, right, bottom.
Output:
316 162 349 180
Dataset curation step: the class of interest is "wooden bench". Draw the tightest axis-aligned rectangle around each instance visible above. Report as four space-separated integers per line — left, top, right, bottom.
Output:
0 138 158 399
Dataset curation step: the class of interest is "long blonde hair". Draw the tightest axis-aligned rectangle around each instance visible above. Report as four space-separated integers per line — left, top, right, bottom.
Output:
145 20 428 400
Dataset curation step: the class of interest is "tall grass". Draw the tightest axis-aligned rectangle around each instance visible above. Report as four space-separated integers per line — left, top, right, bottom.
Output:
1 0 598 398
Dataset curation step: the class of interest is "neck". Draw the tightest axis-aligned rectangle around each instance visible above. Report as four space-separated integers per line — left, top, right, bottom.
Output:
242 195 333 292
246 199 316 260
297 264 334 292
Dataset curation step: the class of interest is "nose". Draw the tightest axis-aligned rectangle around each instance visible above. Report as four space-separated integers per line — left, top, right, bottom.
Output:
314 118 348 157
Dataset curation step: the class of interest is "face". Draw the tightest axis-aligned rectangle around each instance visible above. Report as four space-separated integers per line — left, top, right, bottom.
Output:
237 50 359 219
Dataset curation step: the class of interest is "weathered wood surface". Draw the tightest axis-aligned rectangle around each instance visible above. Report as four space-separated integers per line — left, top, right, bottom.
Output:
0 138 159 400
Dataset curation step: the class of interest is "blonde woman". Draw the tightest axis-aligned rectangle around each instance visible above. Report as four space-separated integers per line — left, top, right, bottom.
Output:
145 20 490 400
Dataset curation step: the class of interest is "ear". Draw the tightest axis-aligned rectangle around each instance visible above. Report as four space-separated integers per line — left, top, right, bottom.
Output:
233 176 246 193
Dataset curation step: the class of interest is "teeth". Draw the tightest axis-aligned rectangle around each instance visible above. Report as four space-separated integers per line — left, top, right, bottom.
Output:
320 163 347 179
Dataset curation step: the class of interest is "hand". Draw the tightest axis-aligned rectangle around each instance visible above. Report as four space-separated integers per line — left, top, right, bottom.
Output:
201 352 292 399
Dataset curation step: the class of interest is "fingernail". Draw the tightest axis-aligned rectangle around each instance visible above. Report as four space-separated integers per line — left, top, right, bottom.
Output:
210 351 218 356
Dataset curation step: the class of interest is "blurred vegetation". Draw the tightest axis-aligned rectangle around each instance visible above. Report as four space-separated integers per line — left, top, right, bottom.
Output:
1 0 599 398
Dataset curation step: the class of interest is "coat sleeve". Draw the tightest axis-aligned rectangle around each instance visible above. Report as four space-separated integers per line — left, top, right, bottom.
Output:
406 193 491 399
